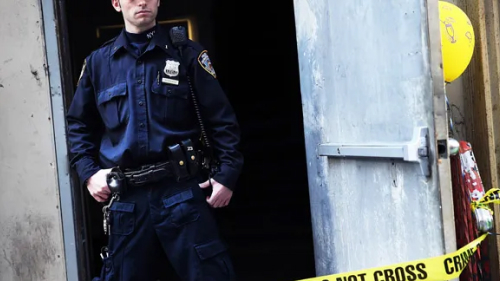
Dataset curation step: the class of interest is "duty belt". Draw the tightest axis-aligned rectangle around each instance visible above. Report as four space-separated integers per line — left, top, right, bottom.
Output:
123 161 174 186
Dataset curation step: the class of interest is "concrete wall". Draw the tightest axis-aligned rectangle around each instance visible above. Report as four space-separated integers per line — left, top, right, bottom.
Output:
0 0 66 280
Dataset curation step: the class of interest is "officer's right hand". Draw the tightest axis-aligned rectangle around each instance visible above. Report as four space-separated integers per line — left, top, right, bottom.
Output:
87 168 112 202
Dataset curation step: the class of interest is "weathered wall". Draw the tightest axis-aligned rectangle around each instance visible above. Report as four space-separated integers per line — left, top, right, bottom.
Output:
0 0 66 280
446 0 500 278
293 0 453 276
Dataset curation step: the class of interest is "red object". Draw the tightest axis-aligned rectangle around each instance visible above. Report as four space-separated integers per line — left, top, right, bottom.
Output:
451 141 490 281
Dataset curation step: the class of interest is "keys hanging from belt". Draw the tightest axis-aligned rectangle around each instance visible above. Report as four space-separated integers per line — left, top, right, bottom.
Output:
100 246 109 260
102 167 126 235
102 193 119 235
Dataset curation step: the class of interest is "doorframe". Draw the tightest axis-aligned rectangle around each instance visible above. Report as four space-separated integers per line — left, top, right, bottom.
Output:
426 0 457 256
41 0 89 280
43 0 317 279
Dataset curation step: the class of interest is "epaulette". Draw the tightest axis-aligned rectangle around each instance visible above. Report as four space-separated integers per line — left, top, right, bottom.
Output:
100 36 118 48
186 39 205 52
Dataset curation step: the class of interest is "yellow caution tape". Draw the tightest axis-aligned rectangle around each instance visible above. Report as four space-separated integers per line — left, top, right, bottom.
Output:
297 233 488 281
476 188 500 206
471 188 500 214
297 187 500 281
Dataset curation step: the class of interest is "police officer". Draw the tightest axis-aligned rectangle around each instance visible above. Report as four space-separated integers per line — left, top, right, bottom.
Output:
66 0 243 280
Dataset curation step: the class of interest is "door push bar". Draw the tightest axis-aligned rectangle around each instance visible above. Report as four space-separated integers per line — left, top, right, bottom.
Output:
318 126 430 177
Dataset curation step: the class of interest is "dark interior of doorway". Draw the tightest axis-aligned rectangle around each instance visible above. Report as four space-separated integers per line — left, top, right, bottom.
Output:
58 0 316 280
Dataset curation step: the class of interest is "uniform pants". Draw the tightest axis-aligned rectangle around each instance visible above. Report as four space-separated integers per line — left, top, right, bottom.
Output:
95 176 235 281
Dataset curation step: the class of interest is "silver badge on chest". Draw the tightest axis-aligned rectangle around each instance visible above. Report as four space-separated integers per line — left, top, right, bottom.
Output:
164 60 180 77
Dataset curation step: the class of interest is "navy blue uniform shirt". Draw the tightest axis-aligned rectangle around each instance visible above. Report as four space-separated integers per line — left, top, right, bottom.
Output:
66 24 243 190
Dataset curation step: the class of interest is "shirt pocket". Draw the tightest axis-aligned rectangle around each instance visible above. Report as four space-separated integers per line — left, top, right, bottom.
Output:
97 82 129 130
151 81 192 128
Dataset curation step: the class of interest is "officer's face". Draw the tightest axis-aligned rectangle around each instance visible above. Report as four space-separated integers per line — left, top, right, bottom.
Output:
112 0 160 33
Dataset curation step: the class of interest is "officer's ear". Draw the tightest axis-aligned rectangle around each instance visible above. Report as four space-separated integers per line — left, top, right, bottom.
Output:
111 0 121 12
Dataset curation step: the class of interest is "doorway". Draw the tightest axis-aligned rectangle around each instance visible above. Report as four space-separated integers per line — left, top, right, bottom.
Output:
59 0 315 280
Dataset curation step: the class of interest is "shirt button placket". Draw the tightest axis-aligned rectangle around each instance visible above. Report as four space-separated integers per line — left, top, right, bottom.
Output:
136 58 148 155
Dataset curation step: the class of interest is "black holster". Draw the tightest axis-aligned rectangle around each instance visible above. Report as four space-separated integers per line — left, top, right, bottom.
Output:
106 167 127 195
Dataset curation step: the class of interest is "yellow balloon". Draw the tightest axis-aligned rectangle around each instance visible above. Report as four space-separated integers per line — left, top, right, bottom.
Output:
438 1 475 83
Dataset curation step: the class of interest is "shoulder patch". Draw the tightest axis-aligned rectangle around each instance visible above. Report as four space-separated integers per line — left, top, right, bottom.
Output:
197 50 216 78
77 59 86 86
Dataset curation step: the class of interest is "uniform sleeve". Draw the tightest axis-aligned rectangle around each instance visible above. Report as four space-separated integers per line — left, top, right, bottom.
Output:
188 46 243 190
66 57 102 186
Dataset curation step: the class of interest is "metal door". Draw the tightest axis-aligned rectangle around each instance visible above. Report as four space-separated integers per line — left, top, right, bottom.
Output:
293 0 455 276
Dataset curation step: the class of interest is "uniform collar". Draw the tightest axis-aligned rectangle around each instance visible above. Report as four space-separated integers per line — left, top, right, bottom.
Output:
150 24 175 54
110 24 177 57
110 29 128 56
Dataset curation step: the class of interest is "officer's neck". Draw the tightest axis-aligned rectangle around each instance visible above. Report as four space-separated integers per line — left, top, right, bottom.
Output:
125 24 157 44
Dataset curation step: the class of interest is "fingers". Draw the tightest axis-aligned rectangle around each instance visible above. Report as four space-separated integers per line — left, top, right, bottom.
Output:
207 194 223 208
93 193 108 202
101 185 111 194
203 180 233 208
199 179 211 188
95 185 111 197
222 197 231 206
88 185 111 202
212 198 230 208
206 191 231 208
86 169 113 202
